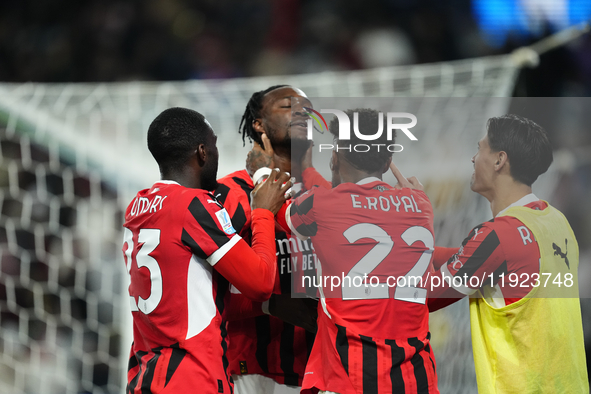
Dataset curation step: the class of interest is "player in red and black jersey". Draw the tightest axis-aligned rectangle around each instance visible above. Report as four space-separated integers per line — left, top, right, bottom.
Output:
425 115 559 307
122 108 292 394
281 109 439 394
215 86 318 394
426 198 545 310
425 115 588 393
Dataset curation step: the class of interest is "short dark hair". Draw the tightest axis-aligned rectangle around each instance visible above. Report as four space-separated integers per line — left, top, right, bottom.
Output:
329 108 393 173
238 85 288 146
147 107 212 173
486 114 553 186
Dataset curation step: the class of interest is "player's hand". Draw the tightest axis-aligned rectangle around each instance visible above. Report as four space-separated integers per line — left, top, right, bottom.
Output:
246 133 274 177
269 294 318 333
390 162 423 190
251 169 293 214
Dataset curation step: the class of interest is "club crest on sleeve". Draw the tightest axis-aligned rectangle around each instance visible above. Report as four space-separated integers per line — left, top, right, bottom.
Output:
215 208 236 235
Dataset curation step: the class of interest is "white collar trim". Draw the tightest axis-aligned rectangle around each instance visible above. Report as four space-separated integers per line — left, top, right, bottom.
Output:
154 180 180 185
496 193 539 217
357 177 381 185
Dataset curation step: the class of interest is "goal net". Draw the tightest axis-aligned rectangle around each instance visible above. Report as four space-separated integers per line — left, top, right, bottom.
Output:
0 54 528 393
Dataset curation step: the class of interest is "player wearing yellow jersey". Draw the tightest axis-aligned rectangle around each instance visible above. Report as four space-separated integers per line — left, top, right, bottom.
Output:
426 114 588 393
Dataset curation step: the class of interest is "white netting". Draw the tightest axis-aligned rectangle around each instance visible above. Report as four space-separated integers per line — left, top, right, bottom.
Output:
0 130 123 393
0 55 517 206
0 54 522 393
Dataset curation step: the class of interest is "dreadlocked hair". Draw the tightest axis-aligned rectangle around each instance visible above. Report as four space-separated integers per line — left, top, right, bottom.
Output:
238 85 288 146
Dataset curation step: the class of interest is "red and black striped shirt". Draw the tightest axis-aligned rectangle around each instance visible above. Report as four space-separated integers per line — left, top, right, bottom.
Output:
216 170 316 386
287 178 439 394
124 180 277 393
428 199 546 311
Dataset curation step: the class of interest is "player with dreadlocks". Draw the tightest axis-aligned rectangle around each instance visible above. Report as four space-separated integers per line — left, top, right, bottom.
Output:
238 85 286 146
238 85 318 178
215 86 318 394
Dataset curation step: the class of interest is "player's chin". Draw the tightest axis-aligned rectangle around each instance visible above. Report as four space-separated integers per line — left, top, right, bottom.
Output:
469 177 479 193
290 137 312 153
289 125 308 139
202 166 219 192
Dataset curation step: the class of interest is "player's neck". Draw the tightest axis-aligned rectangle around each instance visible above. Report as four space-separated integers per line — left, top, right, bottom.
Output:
273 152 303 181
489 179 532 217
339 162 382 185
272 152 291 173
343 173 382 184
161 168 200 189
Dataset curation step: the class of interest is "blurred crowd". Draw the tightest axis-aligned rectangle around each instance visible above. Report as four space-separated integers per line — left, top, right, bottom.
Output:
0 0 590 96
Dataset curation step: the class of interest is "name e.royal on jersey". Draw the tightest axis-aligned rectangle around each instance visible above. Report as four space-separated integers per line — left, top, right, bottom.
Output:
350 193 422 213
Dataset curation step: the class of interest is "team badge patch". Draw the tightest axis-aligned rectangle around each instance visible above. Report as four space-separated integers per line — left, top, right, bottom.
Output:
215 208 236 235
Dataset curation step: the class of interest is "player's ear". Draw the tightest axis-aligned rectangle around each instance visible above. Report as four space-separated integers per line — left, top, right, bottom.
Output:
253 118 264 136
197 144 207 165
382 156 392 174
495 151 508 172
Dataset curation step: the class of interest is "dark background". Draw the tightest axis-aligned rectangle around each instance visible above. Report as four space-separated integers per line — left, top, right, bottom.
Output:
0 0 589 97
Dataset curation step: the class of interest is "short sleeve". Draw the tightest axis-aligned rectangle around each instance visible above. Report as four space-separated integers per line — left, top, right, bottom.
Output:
180 192 240 266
